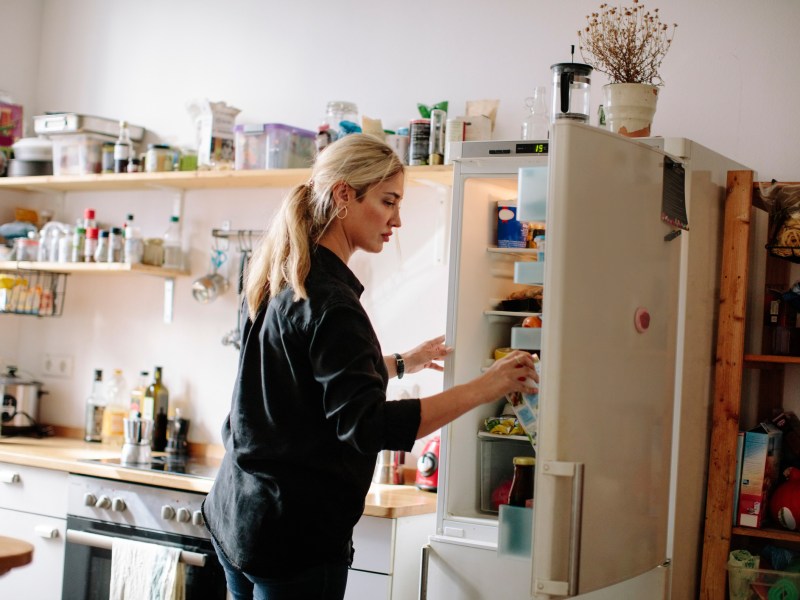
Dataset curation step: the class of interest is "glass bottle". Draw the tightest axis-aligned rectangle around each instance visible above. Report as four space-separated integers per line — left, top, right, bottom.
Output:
108 227 124 262
323 101 358 141
101 369 128 445
94 230 110 262
129 370 149 417
162 215 183 269
144 366 169 451
84 369 105 442
83 208 97 230
114 120 133 174
521 87 550 141
84 227 99 262
71 226 86 263
507 456 535 507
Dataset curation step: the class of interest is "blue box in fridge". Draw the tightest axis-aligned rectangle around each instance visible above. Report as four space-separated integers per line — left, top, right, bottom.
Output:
497 200 528 248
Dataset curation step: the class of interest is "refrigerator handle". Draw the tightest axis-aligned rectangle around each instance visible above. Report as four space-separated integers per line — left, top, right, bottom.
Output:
567 463 585 595
535 461 585 597
419 544 430 600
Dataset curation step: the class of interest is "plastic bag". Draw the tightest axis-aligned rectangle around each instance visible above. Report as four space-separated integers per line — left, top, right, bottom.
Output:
759 181 800 262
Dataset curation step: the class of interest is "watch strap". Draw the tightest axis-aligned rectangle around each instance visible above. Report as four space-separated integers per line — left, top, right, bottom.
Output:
393 353 405 379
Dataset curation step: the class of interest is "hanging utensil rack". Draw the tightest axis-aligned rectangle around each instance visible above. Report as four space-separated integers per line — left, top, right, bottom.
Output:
211 229 263 254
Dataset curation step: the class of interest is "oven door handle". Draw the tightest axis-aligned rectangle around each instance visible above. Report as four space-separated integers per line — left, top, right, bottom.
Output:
66 529 208 567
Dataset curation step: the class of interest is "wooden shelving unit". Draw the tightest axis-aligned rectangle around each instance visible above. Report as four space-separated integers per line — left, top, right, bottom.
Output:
0 164 453 193
700 173 800 598
0 261 187 277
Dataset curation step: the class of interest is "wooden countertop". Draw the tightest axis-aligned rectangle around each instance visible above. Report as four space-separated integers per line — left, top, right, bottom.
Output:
0 437 437 519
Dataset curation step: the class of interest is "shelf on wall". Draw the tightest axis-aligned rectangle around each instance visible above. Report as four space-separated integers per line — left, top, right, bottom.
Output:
0 165 454 193
0 261 187 277
744 354 800 365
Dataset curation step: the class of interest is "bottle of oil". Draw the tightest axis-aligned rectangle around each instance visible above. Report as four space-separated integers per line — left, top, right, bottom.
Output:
101 369 128 445
84 369 105 442
144 366 169 451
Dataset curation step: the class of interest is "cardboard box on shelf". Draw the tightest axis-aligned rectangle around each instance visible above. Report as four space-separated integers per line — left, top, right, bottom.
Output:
738 422 783 528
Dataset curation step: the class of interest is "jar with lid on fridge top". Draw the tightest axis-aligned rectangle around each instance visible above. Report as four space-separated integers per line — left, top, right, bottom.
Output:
323 101 358 141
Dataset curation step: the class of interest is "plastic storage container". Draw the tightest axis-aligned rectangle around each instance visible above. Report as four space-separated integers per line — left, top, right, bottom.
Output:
478 432 536 513
51 134 113 175
234 123 316 170
727 564 800 600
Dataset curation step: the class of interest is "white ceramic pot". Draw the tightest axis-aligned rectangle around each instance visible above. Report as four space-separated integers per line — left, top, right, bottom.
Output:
603 83 659 138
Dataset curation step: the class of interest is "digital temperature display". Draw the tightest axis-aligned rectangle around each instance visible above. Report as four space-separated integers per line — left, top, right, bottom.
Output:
516 143 549 155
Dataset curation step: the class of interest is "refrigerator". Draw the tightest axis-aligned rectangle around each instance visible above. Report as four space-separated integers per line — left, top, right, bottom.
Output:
422 122 747 599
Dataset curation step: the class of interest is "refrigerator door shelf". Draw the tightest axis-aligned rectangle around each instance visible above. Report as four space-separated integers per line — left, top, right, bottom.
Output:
511 327 542 350
515 261 545 285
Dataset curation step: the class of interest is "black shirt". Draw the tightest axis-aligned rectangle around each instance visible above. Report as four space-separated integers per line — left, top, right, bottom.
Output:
203 245 421 576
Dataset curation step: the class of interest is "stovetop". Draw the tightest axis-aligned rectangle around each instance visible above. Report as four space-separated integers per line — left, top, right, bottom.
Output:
86 455 221 480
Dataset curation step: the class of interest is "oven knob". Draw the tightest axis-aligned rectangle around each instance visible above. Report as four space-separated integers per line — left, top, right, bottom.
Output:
83 493 97 507
96 495 112 509
176 508 191 523
192 510 204 526
111 498 126 512
161 505 175 520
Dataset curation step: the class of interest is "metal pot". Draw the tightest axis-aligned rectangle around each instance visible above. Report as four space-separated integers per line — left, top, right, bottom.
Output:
0 366 47 434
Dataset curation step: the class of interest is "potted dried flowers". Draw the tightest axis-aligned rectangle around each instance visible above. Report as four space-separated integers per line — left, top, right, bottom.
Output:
578 1 677 137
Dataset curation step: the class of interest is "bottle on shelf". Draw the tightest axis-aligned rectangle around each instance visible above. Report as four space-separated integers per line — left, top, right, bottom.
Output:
144 366 169 451
84 227 99 262
114 120 133 174
101 369 128 445
162 215 183 270
507 456 535 507
124 226 144 265
84 369 106 443
71 226 86 263
83 208 97 230
94 230 110 263
108 227 124 262
129 370 149 417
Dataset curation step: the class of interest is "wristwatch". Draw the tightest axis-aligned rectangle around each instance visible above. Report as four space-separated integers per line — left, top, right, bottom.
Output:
393 353 405 379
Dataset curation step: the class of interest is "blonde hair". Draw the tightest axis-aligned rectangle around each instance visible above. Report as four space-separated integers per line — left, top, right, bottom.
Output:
245 134 404 318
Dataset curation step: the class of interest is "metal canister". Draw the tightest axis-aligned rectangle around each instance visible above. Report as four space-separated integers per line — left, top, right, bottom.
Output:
409 119 431 166
428 109 446 165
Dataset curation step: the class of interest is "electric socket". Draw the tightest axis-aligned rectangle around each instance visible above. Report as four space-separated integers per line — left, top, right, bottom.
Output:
42 353 74 379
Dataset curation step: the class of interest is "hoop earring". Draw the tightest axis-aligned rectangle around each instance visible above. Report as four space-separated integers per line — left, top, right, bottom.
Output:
336 205 348 220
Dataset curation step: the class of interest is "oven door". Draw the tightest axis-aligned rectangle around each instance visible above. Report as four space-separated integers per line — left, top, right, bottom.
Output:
62 516 229 599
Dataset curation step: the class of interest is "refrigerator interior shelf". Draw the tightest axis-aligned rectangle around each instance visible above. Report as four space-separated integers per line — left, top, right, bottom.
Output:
477 431 530 442
487 246 538 256
484 310 539 323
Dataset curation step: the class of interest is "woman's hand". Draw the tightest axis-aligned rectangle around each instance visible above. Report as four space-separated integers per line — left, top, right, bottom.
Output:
476 351 539 402
399 335 454 375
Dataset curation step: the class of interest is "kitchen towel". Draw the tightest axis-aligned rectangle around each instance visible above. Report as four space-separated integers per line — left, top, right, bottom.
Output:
109 538 185 600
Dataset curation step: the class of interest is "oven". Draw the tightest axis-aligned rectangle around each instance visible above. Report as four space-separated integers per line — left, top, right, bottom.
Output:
62 473 229 599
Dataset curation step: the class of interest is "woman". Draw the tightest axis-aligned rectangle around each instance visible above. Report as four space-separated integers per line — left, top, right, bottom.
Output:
203 134 538 600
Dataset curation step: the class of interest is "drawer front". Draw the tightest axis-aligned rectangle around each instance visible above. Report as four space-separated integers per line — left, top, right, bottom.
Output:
351 515 394 574
345 569 391 600
0 462 68 517
0 507 66 600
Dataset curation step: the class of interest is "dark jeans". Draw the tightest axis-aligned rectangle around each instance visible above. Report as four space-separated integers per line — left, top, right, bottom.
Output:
211 538 350 600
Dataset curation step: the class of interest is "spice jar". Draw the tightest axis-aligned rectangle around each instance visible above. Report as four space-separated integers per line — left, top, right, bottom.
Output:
507 456 535 507
145 144 174 172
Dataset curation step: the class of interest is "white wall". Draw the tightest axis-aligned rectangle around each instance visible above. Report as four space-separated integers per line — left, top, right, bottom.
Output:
2 0 800 447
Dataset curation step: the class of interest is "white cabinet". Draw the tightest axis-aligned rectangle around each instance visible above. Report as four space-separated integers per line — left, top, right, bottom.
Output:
347 513 435 600
0 462 68 600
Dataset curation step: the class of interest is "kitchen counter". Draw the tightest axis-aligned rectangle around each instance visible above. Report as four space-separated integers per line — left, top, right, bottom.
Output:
0 437 437 518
